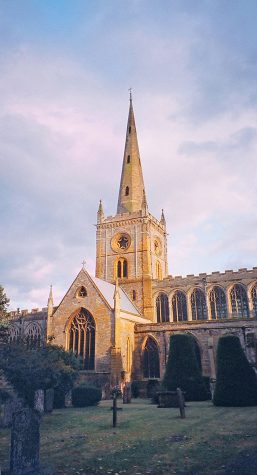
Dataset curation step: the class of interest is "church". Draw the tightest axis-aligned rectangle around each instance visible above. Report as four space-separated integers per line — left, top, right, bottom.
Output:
9 96 257 389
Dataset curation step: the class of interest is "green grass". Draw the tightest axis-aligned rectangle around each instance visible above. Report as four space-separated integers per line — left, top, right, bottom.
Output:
1 399 257 474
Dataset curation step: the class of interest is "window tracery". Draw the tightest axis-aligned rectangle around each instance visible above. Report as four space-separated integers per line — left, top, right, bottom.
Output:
251 284 257 318
172 291 188 322
209 286 227 319
68 309 95 370
143 337 160 379
25 323 41 349
230 284 249 318
191 289 207 320
156 293 169 323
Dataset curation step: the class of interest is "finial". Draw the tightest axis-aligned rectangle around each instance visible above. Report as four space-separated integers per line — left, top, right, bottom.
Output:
128 87 132 102
82 259 86 270
160 208 166 225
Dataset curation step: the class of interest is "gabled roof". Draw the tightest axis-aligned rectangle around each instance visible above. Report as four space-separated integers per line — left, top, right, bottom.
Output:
90 275 140 315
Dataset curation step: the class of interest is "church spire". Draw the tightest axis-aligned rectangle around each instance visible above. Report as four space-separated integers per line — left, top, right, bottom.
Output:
117 93 147 214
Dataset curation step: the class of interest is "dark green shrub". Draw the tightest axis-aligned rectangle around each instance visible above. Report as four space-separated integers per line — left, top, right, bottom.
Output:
162 334 209 401
72 384 102 407
131 381 140 398
213 335 257 407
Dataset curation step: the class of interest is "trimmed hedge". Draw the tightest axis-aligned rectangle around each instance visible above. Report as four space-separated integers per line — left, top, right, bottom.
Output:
162 334 209 401
72 384 102 407
213 335 257 407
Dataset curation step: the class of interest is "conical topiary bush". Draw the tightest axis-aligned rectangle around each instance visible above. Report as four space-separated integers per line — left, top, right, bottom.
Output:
213 335 257 406
162 333 209 401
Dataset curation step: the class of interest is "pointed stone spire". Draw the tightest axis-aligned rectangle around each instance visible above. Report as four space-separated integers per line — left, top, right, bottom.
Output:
160 209 166 226
117 93 147 214
97 199 104 223
47 285 54 318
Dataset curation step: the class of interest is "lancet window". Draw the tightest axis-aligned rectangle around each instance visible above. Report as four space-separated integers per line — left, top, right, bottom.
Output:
143 337 160 379
230 284 249 318
156 261 162 280
68 309 95 370
125 186 129 196
117 258 128 278
156 293 170 323
191 289 207 320
172 291 188 322
251 284 257 318
209 286 227 319
9 324 20 343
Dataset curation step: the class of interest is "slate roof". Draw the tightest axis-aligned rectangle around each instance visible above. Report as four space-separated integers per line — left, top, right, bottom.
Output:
91 275 140 315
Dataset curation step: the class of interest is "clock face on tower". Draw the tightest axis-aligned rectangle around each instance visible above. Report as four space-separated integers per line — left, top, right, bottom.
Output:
111 233 131 252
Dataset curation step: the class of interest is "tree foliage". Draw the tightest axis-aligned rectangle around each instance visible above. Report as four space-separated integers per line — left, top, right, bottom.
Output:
213 335 257 406
0 342 79 407
162 334 209 401
0 285 10 325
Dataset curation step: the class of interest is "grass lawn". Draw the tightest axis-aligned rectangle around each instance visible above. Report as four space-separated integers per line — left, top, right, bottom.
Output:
1 399 257 474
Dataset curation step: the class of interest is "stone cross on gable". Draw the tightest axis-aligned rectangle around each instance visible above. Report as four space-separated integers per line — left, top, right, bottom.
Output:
82 260 86 270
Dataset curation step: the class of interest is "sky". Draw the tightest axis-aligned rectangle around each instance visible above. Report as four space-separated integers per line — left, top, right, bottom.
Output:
1 0 257 311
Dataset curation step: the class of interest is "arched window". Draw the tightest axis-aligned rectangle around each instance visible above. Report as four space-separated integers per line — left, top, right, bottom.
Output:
172 291 188 322
116 258 128 279
77 286 87 298
25 323 41 349
209 286 227 319
191 289 207 320
156 293 169 323
251 284 257 317
230 284 249 318
156 261 162 280
125 186 129 196
68 309 95 370
9 325 20 343
127 155 130 163
143 337 160 379
126 337 132 373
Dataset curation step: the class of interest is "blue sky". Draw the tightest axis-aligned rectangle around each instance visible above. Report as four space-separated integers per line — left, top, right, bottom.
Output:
1 0 257 310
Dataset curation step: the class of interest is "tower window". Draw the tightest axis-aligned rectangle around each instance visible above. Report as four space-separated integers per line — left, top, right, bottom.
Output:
132 290 136 301
128 126 131 134
116 258 128 279
127 155 131 164
125 186 129 196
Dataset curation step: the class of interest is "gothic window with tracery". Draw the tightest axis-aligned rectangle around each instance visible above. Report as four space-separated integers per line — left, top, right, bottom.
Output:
230 284 249 318
116 258 128 278
209 286 227 319
251 284 257 317
25 323 41 349
191 289 207 320
156 293 169 323
68 309 95 370
172 291 188 322
9 324 20 343
143 337 160 379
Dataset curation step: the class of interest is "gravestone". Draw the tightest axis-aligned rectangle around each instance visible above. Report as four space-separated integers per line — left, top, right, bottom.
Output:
122 383 131 404
10 407 40 475
34 390 44 414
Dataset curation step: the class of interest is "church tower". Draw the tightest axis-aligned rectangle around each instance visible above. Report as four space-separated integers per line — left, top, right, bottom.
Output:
95 94 168 320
